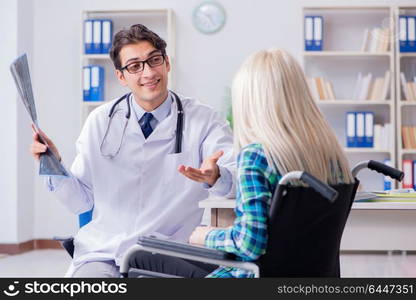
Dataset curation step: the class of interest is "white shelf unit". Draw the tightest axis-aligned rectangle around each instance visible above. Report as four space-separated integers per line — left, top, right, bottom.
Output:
302 51 392 57
81 9 175 124
316 100 391 105
302 6 396 192
395 6 416 187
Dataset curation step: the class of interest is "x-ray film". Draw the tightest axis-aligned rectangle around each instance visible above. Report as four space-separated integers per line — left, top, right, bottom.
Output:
10 54 68 177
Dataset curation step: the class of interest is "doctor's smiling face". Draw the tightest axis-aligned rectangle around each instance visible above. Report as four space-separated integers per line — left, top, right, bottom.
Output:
116 41 170 110
110 24 170 111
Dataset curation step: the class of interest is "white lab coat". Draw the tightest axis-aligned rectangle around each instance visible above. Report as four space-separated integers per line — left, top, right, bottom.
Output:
50 92 236 276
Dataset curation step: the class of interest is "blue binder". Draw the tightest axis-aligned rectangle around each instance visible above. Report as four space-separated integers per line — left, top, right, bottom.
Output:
83 66 91 101
364 112 374 148
346 112 356 147
383 159 393 191
92 20 102 54
89 65 104 101
408 16 416 52
84 20 94 54
304 16 314 51
304 16 323 51
399 16 407 52
101 19 113 54
356 112 365 147
313 16 323 51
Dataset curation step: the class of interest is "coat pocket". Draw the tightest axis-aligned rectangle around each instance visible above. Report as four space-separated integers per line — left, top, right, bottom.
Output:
163 147 201 185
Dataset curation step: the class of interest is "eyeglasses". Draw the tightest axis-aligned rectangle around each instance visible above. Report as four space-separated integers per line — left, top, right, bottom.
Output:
120 54 165 74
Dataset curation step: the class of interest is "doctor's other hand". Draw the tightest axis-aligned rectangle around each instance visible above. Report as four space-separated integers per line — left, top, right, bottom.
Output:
178 150 224 187
189 226 215 245
30 124 61 162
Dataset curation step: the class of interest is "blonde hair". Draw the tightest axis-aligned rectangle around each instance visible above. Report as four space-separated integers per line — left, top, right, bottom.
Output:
232 49 353 184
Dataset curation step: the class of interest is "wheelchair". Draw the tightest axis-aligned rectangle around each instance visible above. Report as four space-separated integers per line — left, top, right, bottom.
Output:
118 160 403 278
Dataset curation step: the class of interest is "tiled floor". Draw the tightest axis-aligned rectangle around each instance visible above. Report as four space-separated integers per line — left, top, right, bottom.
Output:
341 252 416 277
0 250 71 277
0 250 415 277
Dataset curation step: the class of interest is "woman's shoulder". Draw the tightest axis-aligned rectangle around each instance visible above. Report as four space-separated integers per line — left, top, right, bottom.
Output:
239 143 265 157
238 143 282 184
238 143 268 167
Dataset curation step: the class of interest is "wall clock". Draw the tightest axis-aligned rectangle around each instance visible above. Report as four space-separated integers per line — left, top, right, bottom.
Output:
193 1 226 34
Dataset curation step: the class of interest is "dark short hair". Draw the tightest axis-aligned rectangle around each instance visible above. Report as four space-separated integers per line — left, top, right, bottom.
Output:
109 24 167 70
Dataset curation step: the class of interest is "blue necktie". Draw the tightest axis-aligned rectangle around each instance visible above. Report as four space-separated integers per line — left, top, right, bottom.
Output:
140 112 153 139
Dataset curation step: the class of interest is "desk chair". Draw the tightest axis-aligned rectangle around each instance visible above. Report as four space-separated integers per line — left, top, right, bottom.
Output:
120 160 403 278
79 209 93 227
54 209 93 258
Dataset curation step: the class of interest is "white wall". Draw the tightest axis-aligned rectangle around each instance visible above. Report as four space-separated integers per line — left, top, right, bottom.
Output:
1 0 415 241
17 0 36 244
0 0 19 243
0 0 35 243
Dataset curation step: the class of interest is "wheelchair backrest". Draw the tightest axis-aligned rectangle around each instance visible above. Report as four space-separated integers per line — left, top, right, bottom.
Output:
257 180 359 277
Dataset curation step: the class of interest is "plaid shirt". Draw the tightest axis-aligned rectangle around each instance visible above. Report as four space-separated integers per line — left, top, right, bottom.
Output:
204 143 281 278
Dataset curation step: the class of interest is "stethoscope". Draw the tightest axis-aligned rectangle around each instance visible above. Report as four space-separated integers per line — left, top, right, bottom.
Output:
100 91 184 159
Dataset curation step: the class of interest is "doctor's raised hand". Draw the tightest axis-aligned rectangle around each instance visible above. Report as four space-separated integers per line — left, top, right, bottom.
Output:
30 124 61 162
178 150 224 186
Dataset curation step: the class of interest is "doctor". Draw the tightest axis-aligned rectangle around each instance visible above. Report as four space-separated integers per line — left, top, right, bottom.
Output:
30 24 235 277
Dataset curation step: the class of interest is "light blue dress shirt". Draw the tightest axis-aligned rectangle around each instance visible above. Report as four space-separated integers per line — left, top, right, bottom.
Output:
131 92 173 132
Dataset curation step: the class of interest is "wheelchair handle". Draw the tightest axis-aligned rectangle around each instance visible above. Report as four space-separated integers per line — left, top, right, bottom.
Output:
352 160 404 181
300 172 339 203
279 171 338 203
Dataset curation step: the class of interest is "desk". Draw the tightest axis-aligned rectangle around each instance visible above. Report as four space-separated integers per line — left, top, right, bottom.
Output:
200 197 416 250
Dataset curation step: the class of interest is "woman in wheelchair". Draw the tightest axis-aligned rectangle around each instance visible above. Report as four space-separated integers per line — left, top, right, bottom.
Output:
129 49 354 277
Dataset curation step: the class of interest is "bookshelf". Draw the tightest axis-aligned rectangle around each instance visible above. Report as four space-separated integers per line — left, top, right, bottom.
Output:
302 6 395 192
81 9 175 124
301 5 416 251
396 5 416 188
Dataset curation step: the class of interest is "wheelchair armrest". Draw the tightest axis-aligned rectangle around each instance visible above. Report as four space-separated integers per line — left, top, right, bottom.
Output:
119 235 260 278
137 235 235 260
128 268 182 278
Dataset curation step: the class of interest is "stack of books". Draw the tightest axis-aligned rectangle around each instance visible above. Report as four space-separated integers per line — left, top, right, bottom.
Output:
374 123 391 150
352 71 390 101
306 77 336 100
360 27 391 53
402 126 416 149
400 73 416 101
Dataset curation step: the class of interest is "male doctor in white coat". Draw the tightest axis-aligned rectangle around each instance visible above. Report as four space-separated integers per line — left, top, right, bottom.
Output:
30 24 235 277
